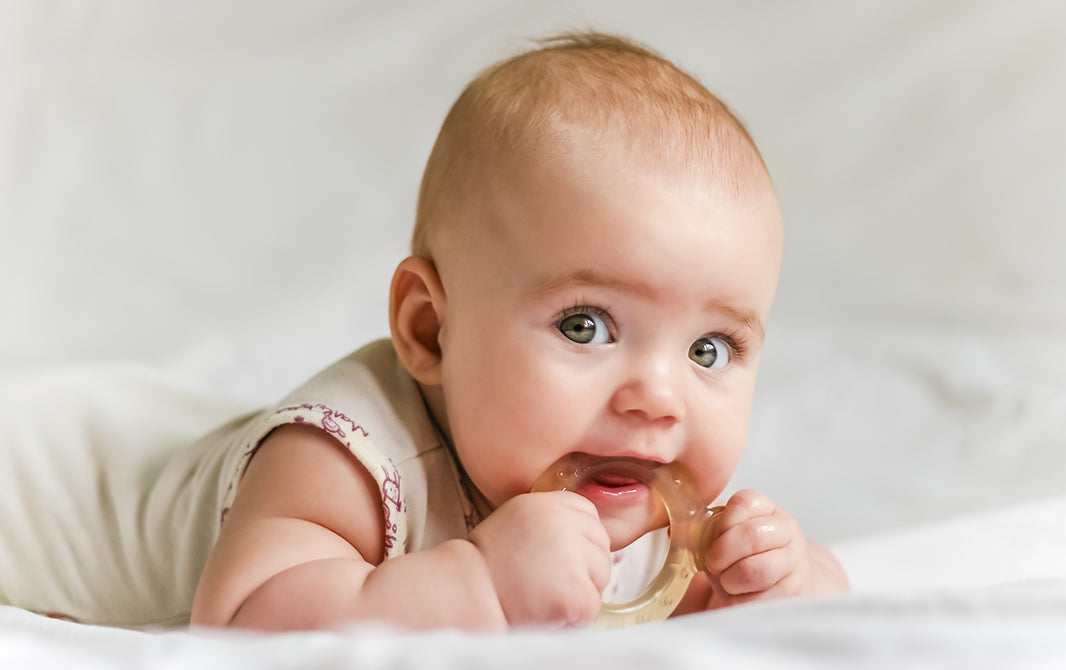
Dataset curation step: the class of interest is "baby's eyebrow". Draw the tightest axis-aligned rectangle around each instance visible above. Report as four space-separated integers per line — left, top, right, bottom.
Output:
530 270 766 340
530 269 654 301
704 300 766 341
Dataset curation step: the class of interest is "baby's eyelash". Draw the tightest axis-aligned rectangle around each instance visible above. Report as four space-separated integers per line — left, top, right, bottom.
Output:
712 330 749 360
558 303 611 321
555 303 617 333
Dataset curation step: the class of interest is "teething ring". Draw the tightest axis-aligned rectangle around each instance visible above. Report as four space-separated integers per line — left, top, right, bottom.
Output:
531 453 722 629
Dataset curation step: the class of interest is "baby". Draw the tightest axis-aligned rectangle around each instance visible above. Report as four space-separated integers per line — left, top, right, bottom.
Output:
185 32 848 631
0 31 850 633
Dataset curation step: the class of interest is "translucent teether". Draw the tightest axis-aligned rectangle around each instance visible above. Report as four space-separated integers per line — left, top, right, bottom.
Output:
531 453 723 629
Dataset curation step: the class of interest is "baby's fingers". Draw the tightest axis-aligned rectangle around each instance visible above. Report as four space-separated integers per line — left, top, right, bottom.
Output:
714 489 777 528
703 490 791 574
716 547 799 596
546 491 612 593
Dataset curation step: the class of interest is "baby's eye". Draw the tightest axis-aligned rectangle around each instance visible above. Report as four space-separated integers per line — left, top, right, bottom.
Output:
558 312 611 345
689 337 730 369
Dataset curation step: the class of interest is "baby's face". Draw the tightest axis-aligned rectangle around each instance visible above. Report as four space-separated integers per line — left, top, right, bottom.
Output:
431 143 782 550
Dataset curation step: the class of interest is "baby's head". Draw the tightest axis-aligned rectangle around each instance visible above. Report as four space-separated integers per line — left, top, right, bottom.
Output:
391 32 782 549
411 31 772 257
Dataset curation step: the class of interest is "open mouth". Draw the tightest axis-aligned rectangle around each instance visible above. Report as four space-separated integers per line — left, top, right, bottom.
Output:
588 471 643 491
577 465 653 502
532 452 663 502
531 453 674 546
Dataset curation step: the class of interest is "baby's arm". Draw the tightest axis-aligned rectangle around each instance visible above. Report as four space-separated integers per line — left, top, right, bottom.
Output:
190 424 610 631
190 424 504 630
674 489 849 614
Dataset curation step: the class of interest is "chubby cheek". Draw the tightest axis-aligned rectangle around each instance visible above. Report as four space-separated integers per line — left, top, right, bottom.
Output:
443 343 585 504
700 450 743 505
687 408 750 505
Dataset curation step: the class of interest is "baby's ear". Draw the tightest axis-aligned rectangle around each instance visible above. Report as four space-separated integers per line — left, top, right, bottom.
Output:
389 256 446 385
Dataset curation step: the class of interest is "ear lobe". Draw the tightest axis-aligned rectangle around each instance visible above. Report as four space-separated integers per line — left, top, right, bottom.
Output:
389 256 446 386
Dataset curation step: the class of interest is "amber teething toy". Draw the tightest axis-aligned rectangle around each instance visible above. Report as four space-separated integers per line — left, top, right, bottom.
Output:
531 453 723 629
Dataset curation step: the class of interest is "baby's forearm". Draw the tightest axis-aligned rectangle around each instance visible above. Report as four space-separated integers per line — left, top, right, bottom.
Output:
228 540 507 632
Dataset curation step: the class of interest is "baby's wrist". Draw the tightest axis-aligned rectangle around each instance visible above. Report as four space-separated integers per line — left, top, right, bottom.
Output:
439 539 509 630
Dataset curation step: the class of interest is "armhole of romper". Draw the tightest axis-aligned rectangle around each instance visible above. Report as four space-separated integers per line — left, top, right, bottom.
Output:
217 403 409 559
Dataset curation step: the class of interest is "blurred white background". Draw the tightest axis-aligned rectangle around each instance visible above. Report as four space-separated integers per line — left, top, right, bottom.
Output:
2 0 1064 543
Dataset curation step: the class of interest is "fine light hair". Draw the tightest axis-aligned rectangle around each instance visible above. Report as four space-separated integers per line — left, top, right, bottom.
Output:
411 31 770 256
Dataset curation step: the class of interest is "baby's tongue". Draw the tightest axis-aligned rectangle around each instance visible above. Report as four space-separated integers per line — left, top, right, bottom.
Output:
591 471 641 488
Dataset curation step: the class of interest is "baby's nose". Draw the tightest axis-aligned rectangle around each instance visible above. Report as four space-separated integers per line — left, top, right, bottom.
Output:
608 358 685 424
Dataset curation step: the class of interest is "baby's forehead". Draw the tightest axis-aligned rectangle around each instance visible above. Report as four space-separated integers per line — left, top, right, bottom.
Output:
453 149 782 321
485 133 780 240
471 97 772 212
493 121 775 213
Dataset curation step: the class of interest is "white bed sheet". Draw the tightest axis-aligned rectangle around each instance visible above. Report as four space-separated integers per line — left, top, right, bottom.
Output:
2 0 1065 667
3 580 1066 670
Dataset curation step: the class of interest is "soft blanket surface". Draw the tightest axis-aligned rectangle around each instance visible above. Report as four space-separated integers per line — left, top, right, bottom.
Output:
3 581 1066 669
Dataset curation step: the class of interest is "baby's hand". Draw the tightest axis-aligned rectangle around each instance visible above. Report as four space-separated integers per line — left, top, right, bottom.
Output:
701 489 815 607
468 491 611 628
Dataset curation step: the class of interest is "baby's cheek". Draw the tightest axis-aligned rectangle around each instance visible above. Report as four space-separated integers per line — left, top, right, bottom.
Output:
694 458 739 507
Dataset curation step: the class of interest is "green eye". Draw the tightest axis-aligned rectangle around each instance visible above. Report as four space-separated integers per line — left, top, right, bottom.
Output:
559 312 610 344
689 337 730 369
